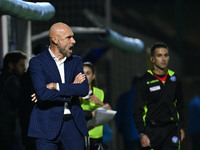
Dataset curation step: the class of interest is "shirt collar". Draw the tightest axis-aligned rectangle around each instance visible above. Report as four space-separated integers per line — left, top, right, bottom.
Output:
48 46 67 63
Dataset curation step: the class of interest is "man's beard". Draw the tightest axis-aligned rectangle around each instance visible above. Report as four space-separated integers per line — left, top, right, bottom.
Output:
58 47 70 57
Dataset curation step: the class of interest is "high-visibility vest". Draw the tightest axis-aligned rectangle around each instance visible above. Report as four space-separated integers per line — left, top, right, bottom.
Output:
81 87 104 138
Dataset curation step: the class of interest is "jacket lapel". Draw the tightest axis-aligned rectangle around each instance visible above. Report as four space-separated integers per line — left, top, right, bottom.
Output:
64 56 74 83
41 49 61 82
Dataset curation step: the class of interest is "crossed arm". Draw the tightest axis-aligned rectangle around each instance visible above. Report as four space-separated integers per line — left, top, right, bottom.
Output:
32 72 86 103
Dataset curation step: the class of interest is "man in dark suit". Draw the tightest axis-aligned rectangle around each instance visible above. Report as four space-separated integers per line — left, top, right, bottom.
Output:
28 22 89 150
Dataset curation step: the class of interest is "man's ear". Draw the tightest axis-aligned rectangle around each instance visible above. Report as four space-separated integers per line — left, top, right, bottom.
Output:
150 56 154 63
52 37 58 45
8 62 14 71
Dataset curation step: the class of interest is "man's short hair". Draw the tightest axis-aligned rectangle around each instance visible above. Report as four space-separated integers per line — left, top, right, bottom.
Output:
3 51 27 70
150 42 168 56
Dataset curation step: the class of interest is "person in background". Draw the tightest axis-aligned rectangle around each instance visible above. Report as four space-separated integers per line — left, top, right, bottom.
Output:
115 75 141 150
18 39 46 150
80 62 111 150
18 68 36 150
0 51 27 150
133 42 185 150
28 22 89 150
188 95 200 150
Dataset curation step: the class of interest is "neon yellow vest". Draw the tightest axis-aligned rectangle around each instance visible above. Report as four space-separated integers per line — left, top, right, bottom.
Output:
81 87 104 139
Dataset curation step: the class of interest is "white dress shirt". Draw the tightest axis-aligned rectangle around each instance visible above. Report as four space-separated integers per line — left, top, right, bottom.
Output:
49 48 71 114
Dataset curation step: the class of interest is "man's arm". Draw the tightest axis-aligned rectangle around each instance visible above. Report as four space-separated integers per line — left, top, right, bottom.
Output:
133 79 147 134
31 73 86 103
133 79 152 148
29 57 64 101
29 56 89 102
46 72 86 90
58 57 89 97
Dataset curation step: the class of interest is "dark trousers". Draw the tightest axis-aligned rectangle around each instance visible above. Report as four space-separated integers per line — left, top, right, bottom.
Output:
123 139 142 150
143 122 181 150
90 138 104 150
35 119 84 150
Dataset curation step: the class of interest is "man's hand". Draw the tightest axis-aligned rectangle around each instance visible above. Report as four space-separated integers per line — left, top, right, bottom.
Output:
31 83 57 103
73 73 86 84
31 93 37 103
180 129 185 141
46 83 57 90
140 134 151 148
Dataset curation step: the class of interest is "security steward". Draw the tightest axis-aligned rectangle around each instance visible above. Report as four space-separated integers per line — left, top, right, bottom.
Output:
133 42 185 150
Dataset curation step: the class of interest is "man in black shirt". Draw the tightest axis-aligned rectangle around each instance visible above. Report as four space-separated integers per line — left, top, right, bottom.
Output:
133 42 185 150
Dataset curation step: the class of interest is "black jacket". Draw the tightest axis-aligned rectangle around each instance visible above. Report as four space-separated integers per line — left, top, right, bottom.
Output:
133 69 184 134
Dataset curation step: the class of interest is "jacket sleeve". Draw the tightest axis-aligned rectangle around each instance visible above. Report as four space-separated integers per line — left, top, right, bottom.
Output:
59 56 89 97
133 79 147 134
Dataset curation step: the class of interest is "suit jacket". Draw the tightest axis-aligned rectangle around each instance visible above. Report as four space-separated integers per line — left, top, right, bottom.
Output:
28 49 89 140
